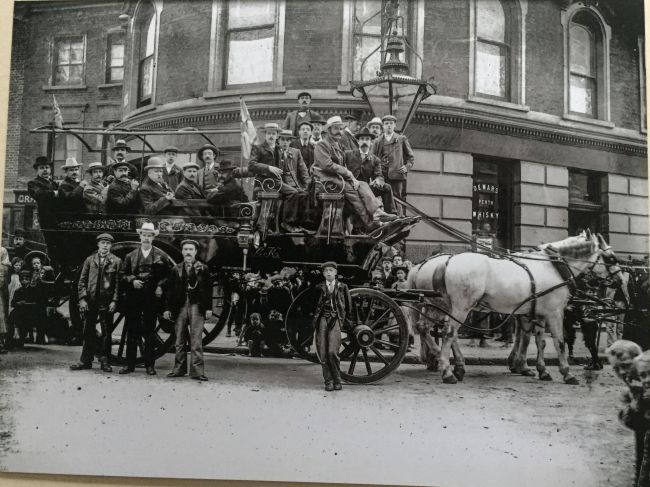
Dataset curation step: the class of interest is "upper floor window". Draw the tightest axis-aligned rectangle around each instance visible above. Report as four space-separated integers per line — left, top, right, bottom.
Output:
106 32 125 84
134 1 157 106
53 36 85 86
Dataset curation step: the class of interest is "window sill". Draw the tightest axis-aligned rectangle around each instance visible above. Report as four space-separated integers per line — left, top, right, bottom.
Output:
562 113 615 128
42 85 88 92
98 83 123 89
203 86 287 99
466 95 530 112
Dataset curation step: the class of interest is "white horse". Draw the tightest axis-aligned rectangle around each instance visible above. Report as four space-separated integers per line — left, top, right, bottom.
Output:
407 231 617 385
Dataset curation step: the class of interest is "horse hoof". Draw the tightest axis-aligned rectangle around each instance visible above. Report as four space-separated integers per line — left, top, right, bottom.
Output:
539 371 553 381
453 367 466 382
521 369 536 377
442 374 458 385
564 375 579 385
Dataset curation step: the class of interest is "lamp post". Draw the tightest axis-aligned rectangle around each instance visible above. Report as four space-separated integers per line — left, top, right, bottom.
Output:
350 0 436 133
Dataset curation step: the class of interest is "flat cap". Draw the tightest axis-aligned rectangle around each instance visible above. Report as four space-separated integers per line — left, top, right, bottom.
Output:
321 261 338 271
96 233 114 243
180 239 200 249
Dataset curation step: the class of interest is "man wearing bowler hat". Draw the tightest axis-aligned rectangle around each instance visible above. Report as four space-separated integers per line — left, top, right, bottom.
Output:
206 159 247 212
58 157 84 213
339 114 360 152
106 159 140 215
162 146 182 191
27 156 60 258
367 117 383 138
174 161 207 217
70 233 121 373
310 113 325 144
283 91 322 137
106 139 131 182
119 222 171 375
196 143 221 192
164 239 212 381
83 162 108 214
139 156 175 216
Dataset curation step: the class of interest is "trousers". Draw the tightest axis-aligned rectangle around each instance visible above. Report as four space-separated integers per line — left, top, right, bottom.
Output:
125 299 157 368
279 183 308 226
79 306 113 364
315 315 341 385
370 184 396 213
343 182 376 227
172 299 205 377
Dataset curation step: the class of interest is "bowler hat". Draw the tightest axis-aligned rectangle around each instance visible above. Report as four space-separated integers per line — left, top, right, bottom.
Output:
324 116 345 131
33 156 52 169
310 113 325 125
367 116 383 128
85 162 106 173
355 127 376 140
196 144 220 163
382 114 397 123
136 222 159 236
219 159 236 171
321 261 338 271
180 239 200 249
297 91 312 99
111 139 130 152
61 157 82 170
96 233 114 243
112 160 136 173
278 129 295 139
144 156 165 171
163 145 179 154
182 161 200 171
297 120 314 130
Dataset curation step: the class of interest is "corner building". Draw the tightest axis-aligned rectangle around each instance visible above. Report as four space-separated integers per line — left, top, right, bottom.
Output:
5 0 648 260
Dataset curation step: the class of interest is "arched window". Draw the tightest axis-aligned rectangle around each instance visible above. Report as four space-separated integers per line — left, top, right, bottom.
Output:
133 1 157 107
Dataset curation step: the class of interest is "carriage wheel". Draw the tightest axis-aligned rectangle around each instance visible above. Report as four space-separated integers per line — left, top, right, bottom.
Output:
286 287 409 383
201 279 237 346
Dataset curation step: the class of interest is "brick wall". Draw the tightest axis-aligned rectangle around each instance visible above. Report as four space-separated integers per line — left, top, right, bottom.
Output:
603 174 649 259
514 161 569 249
610 28 642 130
405 150 473 262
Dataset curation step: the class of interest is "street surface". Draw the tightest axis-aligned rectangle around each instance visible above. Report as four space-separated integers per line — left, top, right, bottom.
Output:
0 344 635 487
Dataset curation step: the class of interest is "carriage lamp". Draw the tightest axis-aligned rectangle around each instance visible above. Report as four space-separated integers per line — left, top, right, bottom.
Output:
350 0 436 133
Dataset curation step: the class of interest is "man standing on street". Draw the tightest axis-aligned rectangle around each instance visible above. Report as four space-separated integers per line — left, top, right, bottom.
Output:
164 239 212 381
283 91 321 137
372 114 415 202
120 222 170 375
70 233 121 373
162 146 182 191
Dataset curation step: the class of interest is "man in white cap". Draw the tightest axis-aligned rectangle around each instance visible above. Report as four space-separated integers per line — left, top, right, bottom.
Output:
367 117 383 138
58 157 84 213
106 160 140 215
83 162 108 214
174 161 207 217
162 146 182 191
139 156 175 216
119 222 171 375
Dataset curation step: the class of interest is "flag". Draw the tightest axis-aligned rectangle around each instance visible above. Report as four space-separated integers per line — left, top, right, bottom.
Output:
52 95 64 129
240 97 257 160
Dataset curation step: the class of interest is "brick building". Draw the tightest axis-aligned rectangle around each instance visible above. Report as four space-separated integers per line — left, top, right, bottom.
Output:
4 0 648 259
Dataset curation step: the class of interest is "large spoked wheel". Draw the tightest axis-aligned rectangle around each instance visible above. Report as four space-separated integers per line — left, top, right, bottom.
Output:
201 278 238 346
286 287 410 383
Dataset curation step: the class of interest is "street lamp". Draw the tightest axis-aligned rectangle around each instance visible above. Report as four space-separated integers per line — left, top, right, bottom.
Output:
350 0 436 133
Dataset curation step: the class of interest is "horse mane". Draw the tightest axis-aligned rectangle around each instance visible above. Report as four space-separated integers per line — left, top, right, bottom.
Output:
543 236 597 259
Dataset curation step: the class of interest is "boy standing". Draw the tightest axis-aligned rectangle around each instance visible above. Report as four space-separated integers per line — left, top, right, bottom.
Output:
312 261 352 391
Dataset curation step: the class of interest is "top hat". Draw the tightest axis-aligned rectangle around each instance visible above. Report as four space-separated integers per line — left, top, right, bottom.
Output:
33 156 53 169
111 139 130 152
355 127 376 140
321 261 338 271
180 239 200 249
144 156 165 171
382 114 397 123
61 157 82 170
85 162 106 173
163 145 179 154
297 91 312 99
136 222 159 236
182 161 200 171
367 116 383 128
196 144 220 163
310 113 325 125
259 122 281 132
278 129 295 139
324 116 346 131
219 159 236 171
96 233 114 243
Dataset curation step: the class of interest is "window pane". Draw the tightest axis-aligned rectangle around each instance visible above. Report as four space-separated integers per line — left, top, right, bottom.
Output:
570 24 593 76
570 74 595 116
228 0 275 29
140 56 153 98
475 41 507 98
57 42 70 63
145 15 156 57
70 40 84 63
353 34 381 80
55 66 70 85
477 0 506 43
227 28 274 85
111 44 125 67
354 0 382 35
110 67 124 82
68 65 83 84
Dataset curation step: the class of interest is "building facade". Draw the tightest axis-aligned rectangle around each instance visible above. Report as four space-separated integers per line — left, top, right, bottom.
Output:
5 0 648 260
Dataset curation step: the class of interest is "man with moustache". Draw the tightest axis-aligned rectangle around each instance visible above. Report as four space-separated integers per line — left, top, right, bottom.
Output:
290 121 315 169
277 130 312 233
339 114 360 152
174 162 207 217
119 222 170 375
106 139 130 182
283 91 322 137
206 159 247 213
27 156 60 258
162 146 183 191
196 144 221 192
82 162 108 214
249 123 310 233
106 160 140 215
70 233 121 373
164 239 212 381
367 117 383 138
57 157 84 213
345 127 397 215
139 157 175 216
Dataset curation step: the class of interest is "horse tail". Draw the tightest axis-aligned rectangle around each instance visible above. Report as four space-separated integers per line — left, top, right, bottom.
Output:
430 255 453 295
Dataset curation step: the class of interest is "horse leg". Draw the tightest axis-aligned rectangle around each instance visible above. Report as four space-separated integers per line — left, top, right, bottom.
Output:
416 317 440 371
439 310 469 384
534 324 552 381
513 320 535 377
546 312 579 385
451 335 466 382
506 317 520 371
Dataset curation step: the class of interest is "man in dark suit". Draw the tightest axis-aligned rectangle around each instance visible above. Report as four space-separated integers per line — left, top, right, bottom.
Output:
162 146 183 191
290 121 315 169
371 114 415 202
57 157 84 214
206 159 247 212
27 156 60 260
277 130 312 233
345 127 397 214
106 161 140 215
164 239 212 381
119 222 171 375
139 157 175 216
174 162 207 217
339 114 360 152
196 143 220 192
282 91 322 137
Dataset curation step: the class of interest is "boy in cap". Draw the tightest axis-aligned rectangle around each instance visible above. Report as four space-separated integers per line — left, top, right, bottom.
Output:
164 239 212 381
162 146 182 191
312 261 352 391
71 233 121 372
83 162 108 214
283 91 322 137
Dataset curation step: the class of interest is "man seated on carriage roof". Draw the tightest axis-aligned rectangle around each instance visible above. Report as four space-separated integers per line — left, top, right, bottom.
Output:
174 161 208 217
106 160 140 215
248 123 311 234
139 157 176 216
82 162 108 214
205 159 248 215
162 146 183 191
57 157 85 214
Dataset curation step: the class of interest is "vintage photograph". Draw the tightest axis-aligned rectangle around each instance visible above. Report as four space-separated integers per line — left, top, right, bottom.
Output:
0 0 647 486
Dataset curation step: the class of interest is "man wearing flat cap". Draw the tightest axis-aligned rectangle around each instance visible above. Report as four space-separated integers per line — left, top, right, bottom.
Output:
312 261 352 391
164 239 212 381
283 91 322 137
139 156 175 216
196 143 221 192
162 146 182 191
70 233 121 373
175 161 207 217
290 120 315 169
83 162 108 214
106 160 140 215
58 157 84 214
27 156 60 258
339 114 360 152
